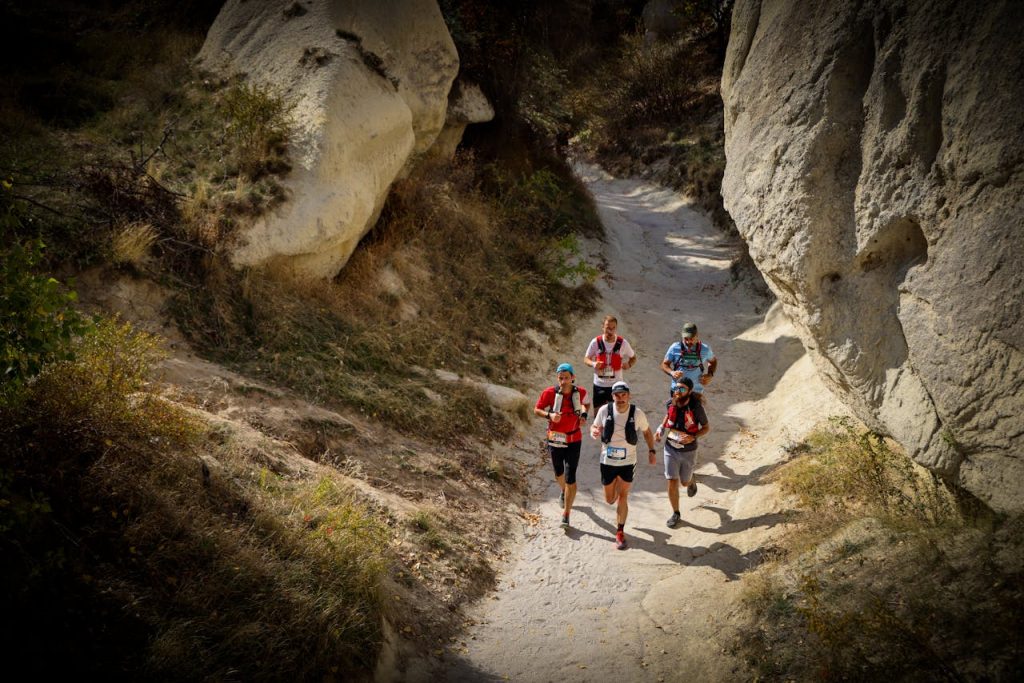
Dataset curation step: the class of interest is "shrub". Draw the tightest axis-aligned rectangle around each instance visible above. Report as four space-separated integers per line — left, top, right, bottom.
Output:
774 417 960 534
733 419 1021 682
1 181 91 400
24 317 198 451
220 82 295 179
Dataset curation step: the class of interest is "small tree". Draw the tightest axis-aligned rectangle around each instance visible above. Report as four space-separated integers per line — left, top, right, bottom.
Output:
0 179 90 401
679 0 735 62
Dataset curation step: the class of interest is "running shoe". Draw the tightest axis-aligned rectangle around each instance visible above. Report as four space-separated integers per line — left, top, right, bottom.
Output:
561 514 570 529
687 479 698 497
666 511 681 528
615 530 627 550
559 489 565 507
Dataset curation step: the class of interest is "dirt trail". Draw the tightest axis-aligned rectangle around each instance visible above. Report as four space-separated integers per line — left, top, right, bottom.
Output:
425 164 846 682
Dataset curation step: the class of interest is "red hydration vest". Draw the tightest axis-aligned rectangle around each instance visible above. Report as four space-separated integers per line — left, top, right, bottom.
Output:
666 402 700 434
595 335 624 373
545 385 585 445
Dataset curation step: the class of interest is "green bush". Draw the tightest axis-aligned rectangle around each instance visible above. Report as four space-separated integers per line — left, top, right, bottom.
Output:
15 316 199 454
1 180 91 400
221 82 296 179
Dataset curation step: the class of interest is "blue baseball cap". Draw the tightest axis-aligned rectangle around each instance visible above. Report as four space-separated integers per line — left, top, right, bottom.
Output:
556 362 574 375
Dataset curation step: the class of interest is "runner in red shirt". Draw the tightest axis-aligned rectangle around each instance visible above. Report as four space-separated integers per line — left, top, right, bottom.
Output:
535 363 590 528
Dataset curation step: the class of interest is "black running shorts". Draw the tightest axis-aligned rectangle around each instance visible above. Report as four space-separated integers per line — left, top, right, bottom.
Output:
549 441 582 484
592 385 613 411
600 462 636 486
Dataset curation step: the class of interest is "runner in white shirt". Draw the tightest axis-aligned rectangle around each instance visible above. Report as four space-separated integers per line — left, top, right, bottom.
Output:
583 315 637 414
589 381 656 550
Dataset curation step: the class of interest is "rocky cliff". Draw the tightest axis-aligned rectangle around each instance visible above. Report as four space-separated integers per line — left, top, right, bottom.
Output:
721 0 1024 512
198 0 475 279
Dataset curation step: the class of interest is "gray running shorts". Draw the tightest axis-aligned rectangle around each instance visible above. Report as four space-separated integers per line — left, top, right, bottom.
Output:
664 443 696 482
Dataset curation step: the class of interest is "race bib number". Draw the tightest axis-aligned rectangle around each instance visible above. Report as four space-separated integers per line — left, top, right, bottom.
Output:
667 428 689 446
605 446 627 461
547 430 568 447
599 365 615 378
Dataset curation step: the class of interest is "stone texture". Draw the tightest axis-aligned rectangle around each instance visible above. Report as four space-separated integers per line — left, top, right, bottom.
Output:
427 80 495 162
198 0 458 279
721 0 1024 512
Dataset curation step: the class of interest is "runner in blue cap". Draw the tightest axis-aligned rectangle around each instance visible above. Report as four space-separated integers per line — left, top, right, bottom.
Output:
535 362 589 528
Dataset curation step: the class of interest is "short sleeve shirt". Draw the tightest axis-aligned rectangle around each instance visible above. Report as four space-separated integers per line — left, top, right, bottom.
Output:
663 341 714 394
593 403 649 465
585 335 637 387
659 399 708 453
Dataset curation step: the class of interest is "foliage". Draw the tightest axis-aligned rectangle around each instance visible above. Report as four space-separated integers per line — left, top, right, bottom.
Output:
517 48 573 146
545 233 600 285
734 419 1023 681
774 416 960 532
0 310 390 679
220 82 296 179
0 181 91 399
19 317 198 454
675 0 735 60
173 156 599 443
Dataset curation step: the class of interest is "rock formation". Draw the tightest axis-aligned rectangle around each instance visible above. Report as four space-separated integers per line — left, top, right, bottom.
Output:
198 0 459 279
427 80 495 162
721 0 1024 512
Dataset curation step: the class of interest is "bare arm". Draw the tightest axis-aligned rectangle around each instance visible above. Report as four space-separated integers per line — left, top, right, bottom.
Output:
701 357 718 385
661 358 682 380
644 428 656 464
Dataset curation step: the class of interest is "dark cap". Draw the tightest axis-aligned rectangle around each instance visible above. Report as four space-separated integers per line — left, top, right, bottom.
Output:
681 322 698 338
673 377 694 392
611 381 630 394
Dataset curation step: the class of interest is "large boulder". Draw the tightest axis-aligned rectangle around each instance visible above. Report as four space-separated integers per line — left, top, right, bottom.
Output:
721 0 1024 512
198 0 459 279
426 80 495 162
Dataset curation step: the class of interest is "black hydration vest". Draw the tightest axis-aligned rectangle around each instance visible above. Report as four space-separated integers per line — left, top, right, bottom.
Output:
601 404 638 445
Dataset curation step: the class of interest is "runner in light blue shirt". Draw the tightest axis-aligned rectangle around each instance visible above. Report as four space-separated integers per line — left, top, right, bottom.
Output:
660 321 717 397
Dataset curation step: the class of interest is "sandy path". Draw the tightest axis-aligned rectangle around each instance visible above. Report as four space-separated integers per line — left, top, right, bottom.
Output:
435 164 845 682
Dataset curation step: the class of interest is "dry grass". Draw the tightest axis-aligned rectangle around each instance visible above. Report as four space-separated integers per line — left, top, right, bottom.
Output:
734 418 1023 681
2 4 601 678
110 220 158 267
0 316 392 680
171 154 599 443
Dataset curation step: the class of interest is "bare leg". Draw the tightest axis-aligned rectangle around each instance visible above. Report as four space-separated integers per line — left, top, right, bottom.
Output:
616 481 632 527
604 481 618 505
667 478 680 512
564 483 577 515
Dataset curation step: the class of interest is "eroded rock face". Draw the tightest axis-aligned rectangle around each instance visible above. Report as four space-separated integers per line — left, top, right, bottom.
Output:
721 0 1024 512
427 80 495 162
198 0 458 279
